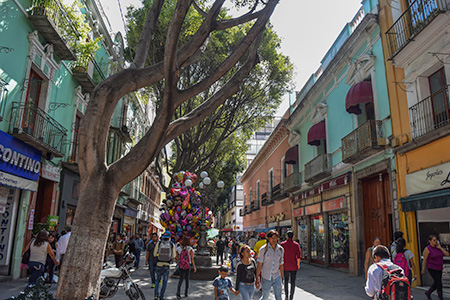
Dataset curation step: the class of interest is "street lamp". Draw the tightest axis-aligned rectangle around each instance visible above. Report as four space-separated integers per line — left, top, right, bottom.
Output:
197 177 223 255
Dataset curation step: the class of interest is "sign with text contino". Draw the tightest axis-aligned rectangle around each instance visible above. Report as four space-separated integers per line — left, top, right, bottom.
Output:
406 161 450 195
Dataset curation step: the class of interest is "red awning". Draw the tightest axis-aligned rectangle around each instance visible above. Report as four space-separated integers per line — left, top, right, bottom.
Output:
220 228 233 232
345 80 373 115
307 121 326 146
285 145 298 164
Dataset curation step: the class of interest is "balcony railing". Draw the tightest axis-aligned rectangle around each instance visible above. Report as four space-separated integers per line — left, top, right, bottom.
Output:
239 208 244 217
254 198 260 210
284 172 302 193
304 154 331 183
261 192 273 206
29 0 78 60
9 102 67 157
122 182 144 203
342 120 384 163
272 183 287 201
71 57 107 93
385 0 447 59
250 201 255 211
409 85 450 139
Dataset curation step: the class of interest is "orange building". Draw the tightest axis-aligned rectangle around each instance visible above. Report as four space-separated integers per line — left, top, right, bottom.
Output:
240 117 292 239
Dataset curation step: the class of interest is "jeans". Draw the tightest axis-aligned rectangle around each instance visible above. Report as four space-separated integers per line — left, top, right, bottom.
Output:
45 257 55 283
239 282 255 300
134 250 141 268
176 268 190 296
149 260 158 284
284 270 297 299
231 254 236 272
28 261 45 285
155 265 170 299
217 251 224 265
260 276 282 300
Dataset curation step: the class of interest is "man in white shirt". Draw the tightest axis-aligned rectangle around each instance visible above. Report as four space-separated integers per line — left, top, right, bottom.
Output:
365 245 403 299
56 227 72 265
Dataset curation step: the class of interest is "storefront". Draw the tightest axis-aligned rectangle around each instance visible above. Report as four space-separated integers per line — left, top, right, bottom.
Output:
58 168 80 233
124 207 138 238
401 161 450 287
324 197 349 269
307 204 324 265
0 130 41 277
293 207 308 261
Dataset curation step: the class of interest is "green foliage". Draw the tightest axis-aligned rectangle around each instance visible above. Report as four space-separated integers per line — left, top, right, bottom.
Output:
32 223 49 236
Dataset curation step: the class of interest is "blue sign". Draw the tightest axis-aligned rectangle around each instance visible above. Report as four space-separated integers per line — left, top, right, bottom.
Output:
0 130 41 181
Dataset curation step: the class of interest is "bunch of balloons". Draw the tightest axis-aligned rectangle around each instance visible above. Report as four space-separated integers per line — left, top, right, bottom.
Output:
159 171 213 243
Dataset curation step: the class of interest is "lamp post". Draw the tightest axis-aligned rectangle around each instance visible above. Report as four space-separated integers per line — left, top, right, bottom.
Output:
196 172 224 255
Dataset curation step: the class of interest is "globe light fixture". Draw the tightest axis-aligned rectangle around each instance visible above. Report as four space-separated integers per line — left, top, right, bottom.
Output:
217 181 225 189
200 171 208 179
203 177 211 186
199 182 204 189
185 179 193 187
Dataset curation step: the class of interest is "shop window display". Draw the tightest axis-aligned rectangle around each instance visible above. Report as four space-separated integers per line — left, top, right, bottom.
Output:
311 215 325 264
329 212 349 268
297 218 308 260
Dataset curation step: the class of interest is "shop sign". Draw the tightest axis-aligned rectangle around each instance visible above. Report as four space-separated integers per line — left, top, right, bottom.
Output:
125 207 138 218
301 173 351 200
293 207 304 217
0 187 7 214
41 162 61 182
28 209 35 230
46 215 59 231
305 203 321 215
0 130 41 181
323 197 346 212
0 193 14 264
278 220 291 227
406 161 450 195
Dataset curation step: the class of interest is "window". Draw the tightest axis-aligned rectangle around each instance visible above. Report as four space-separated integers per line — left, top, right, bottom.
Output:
268 169 273 197
429 68 449 127
256 180 260 207
69 114 81 163
0 77 8 121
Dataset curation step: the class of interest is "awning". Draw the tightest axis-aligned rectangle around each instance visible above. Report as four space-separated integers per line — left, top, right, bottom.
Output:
220 228 233 232
400 188 450 212
285 145 299 164
0 170 38 192
255 227 276 233
150 221 165 230
345 80 373 115
307 122 326 146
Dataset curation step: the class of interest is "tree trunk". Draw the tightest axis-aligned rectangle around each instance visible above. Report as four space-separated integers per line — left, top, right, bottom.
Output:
56 172 120 300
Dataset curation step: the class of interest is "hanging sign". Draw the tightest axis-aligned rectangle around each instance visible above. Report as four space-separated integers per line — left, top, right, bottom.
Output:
406 161 450 195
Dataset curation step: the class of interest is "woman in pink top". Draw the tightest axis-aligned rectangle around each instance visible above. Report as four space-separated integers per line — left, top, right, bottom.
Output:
422 235 449 300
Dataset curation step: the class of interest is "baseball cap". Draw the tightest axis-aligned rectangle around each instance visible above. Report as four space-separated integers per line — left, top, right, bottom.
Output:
161 231 171 239
259 232 266 238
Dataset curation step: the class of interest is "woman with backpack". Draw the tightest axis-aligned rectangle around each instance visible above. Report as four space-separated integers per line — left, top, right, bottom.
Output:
422 234 450 300
392 237 417 284
235 244 259 300
176 236 196 299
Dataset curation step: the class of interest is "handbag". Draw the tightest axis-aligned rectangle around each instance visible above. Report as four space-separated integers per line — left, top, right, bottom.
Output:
21 249 30 264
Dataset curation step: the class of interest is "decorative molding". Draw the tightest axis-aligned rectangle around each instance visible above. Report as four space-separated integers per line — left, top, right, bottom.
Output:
310 102 328 123
345 54 376 85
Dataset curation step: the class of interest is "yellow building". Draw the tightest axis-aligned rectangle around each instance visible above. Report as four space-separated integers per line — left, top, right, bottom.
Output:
378 0 450 287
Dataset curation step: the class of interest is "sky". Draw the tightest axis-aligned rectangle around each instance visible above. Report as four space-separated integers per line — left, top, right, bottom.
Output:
98 0 363 114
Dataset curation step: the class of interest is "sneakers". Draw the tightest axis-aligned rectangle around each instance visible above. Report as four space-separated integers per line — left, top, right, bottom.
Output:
151 283 155 288
176 295 181 300
154 297 159 300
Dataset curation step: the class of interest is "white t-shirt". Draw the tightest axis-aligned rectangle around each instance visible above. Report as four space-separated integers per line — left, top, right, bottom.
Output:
392 249 414 268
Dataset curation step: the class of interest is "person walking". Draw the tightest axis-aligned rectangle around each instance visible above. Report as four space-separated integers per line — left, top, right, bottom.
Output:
133 233 145 269
176 236 197 299
44 233 57 285
365 245 401 299
253 233 267 257
392 237 417 284
389 231 403 257
112 234 125 268
422 234 450 300
154 231 176 300
55 226 71 266
146 232 159 288
23 230 59 286
216 237 226 266
231 236 240 273
364 237 381 279
235 245 259 300
247 235 257 250
280 231 301 300
256 230 284 300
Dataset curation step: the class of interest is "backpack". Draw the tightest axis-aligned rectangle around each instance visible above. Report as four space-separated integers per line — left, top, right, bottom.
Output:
393 252 409 277
157 241 173 262
377 263 411 300
178 247 191 270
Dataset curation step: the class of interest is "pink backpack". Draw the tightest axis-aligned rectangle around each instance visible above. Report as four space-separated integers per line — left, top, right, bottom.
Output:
179 248 191 270
393 252 409 277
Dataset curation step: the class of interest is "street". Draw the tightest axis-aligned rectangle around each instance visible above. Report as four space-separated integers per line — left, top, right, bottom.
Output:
1 254 449 300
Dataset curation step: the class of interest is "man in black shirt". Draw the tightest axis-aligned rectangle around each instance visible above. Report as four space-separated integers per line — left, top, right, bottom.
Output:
216 237 226 266
231 236 240 273
146 233 159 288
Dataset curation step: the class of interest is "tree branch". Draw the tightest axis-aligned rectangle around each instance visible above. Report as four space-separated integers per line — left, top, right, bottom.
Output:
192 0 207 17
132 0 165 69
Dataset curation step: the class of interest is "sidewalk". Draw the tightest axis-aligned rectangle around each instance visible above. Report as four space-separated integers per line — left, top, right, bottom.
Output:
1 253 449 300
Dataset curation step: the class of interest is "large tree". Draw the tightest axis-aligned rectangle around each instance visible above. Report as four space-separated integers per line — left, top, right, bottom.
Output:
126 1 293 191
56 0 280 299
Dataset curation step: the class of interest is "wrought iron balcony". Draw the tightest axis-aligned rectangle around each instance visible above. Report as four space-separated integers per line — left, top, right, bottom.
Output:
304 154 331 183
9 102 67 158
121 181 144 204
254 198 260 211
250 201 255 211
239 208 244 217
71 58 107 93
409 85 450 139
385 0 448 59
29 0 78 60
261 192 273 206
284 172 302 193
342 120 384 163
272 183 287 201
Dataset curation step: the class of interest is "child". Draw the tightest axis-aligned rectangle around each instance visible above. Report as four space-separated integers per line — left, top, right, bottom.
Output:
213 265 239 300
